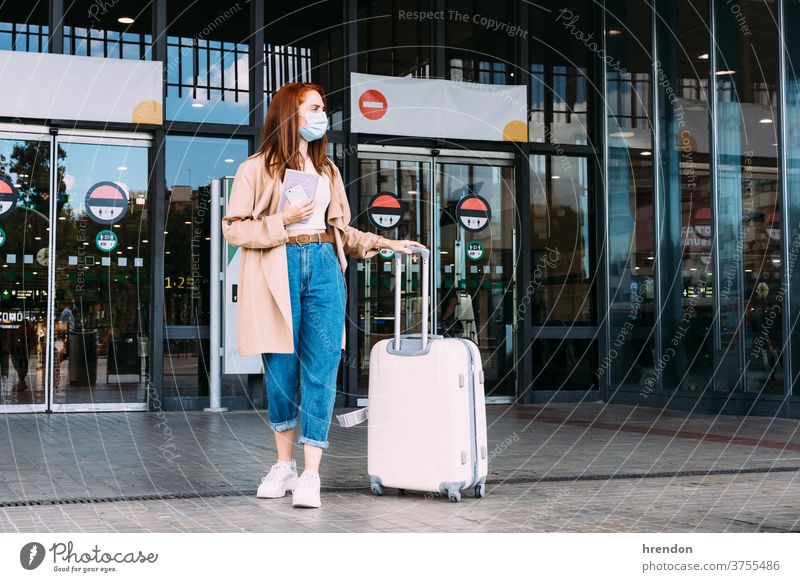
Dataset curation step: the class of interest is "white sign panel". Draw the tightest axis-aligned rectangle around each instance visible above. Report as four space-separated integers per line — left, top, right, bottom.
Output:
222 177 263 375
0 50 162 125
350 72 528 142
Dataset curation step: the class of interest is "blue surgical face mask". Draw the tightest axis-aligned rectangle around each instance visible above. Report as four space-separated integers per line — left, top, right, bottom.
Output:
299 110 328 141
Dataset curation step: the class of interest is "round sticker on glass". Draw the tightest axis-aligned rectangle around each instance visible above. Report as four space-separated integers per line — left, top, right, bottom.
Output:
95 229 118 252
367 192 402 231
0 226 6 248
466 240 484 260
456 194 491 232
85 181 128 224
0 176 19 219
378 247 395 259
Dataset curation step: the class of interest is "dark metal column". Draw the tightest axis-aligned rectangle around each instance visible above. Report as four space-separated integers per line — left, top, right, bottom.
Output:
48 0 63 54
343 0 359 407
147 0 167 412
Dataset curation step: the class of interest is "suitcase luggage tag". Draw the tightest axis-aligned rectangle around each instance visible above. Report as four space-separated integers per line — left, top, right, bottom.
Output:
336 407 368 427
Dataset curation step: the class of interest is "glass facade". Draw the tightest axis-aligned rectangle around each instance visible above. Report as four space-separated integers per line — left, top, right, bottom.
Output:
2 0 800 417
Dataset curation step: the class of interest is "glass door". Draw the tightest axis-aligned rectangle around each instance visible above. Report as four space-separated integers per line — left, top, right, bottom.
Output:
0 125 151 412
50 132 151 410
0 128 51 409
355 147 518 401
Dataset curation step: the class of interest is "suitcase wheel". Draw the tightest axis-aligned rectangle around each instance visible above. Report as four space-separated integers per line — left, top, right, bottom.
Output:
371 483 384 496
448 490 461 503
474 483 486 499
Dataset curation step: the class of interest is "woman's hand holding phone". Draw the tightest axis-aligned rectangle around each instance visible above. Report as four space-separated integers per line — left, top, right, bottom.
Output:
280 196 315 225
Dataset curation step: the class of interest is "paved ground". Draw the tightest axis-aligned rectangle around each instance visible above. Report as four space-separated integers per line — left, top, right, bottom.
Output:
1 403 799 532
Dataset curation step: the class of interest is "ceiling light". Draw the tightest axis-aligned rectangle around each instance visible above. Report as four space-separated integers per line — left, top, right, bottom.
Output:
715 70 736 75
759 118 773 124
698 53 709 60
641 151 652 156
608 29 622 36
191 102 205 108
610 131 635 138
224 158 234 163
552 175 560 179
118 17 134 24
117 165 127 171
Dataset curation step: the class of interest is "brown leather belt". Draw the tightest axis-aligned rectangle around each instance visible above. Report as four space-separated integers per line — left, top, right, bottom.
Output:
286 232 335 244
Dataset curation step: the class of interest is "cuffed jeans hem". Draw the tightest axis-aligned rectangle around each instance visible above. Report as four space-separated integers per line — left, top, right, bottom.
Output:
298 436 329 449
269 418 298 432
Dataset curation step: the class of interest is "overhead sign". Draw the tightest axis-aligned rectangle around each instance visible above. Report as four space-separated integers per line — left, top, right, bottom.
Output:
350 72 528 142
85 182 128 224
0 177 18 219
367 192 402 230
0 50 163 125
456 194 491 232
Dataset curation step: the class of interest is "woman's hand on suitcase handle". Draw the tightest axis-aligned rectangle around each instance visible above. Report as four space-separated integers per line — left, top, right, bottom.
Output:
381 239 427 254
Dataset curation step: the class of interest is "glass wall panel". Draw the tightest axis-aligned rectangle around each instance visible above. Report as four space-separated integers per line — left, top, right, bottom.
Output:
655 0 714 393
167 2 250 124
785 0 800 396
53 139 150 405
264 1 346 130
531 339 598 390
713 0 781 393
0 3 48 52
445 0 514 84
528 1 592 144
529 155 593 326
64 0 152 60
604 0 656 389
0 136 50 403
358 0 431 78
162 136 248 398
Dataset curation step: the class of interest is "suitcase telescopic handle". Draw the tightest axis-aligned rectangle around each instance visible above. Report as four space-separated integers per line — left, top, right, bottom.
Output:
394 247 430 351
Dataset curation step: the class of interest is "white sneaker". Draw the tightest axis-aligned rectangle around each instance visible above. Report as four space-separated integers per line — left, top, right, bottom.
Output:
257 460 299 498
292 471 322 508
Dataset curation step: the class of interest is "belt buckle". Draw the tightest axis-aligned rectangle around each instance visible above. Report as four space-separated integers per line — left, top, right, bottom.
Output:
295 233 311 244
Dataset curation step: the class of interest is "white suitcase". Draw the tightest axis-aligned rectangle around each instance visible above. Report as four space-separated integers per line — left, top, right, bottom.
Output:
366 247 488 502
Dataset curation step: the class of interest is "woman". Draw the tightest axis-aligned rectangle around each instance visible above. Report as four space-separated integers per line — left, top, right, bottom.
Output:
221 82 425 508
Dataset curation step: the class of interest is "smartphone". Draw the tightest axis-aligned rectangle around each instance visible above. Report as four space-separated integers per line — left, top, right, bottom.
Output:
285 184 310 206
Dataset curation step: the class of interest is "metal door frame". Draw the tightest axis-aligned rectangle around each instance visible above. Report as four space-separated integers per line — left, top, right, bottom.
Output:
0 123 152 413
356 144 518 402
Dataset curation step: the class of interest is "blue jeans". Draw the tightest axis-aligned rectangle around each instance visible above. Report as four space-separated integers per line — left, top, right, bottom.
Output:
261 241 346 449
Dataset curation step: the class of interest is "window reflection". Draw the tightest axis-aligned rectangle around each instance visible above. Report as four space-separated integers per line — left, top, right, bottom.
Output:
264 1 345 130
714 0 781 393
167 3 250 124
0 3 48 52
358 0 431 78
528 1 592 144
445 0 513 85
530 155 592 326
64 0 152 60
163 136 248 398
605 0 655 389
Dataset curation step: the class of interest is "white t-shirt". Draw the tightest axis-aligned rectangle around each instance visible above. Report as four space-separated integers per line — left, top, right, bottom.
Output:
285 158 331 233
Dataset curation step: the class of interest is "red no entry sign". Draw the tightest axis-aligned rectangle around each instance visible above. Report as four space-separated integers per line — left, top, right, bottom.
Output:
359 89 388 120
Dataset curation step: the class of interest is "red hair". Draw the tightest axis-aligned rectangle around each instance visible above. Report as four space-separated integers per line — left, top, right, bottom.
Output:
257 82 336 182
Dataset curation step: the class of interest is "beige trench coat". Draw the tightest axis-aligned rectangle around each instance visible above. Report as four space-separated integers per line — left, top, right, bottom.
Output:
221 152 383 356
